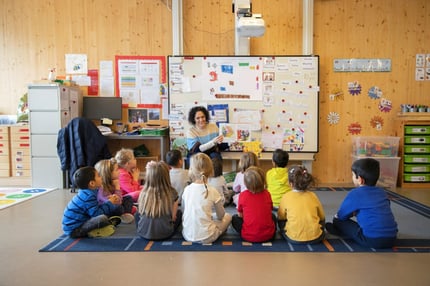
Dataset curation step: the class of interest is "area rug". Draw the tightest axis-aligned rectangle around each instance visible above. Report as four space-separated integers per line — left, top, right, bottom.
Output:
0 187 57 210
39 188 430 253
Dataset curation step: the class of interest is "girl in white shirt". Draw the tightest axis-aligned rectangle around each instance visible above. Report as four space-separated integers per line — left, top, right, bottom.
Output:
182 153 232 244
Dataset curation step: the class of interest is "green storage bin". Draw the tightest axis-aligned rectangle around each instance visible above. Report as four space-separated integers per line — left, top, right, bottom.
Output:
404 145 430 153
404 164 430 173
404 136 430 144
139 128 169 136
404 154 430 163
404 125 430 135
404 173 430 182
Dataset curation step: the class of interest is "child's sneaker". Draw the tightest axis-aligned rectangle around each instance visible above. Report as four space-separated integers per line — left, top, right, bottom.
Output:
88 225 115 238
108 216 122 226
325 222 341 236
121 213 135 224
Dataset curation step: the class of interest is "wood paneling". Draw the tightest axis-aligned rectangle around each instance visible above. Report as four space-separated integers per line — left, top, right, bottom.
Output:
0 0 429 184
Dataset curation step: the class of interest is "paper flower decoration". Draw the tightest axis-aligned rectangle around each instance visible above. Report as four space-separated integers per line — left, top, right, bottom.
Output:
378 98 392 112
370 116 384 130
348 81 361 95
329 87 344 101
327 112 340 125
348 122 362 135
368 86 383 99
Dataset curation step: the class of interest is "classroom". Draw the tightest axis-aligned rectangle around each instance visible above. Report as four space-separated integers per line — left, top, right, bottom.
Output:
0 1 429 285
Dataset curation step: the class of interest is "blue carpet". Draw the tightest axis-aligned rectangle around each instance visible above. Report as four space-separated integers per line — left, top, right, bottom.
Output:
39 188 430 253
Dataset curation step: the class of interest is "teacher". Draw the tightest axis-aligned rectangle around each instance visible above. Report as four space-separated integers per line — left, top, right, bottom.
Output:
187 106 225 160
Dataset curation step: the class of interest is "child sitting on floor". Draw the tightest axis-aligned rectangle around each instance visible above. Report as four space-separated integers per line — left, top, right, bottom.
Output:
277 165 325 244
136 160 182 240
232 152 259 206
182 153 232 244
115 148 142 202
266 149 292 209
95 158 135 224
232 166 276 243
208 157 232 206
165 149 189 205
62 166 121 238
325 158 398 249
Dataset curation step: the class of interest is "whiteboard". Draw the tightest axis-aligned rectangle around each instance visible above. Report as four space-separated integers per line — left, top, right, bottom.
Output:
168 55 319 153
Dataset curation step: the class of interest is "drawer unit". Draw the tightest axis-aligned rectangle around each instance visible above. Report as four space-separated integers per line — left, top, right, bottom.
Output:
401 122 430 187
10 126 31 178
0 127 10 177
28 84 82 188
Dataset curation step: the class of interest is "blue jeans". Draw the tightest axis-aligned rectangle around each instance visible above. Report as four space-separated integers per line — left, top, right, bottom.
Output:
333 217 396 249
70 214 110 238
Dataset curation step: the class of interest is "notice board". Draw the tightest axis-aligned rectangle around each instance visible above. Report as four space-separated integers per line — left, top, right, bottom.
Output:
168 55 319 153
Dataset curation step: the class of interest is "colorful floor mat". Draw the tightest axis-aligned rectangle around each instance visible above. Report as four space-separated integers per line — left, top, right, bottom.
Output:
0 187 57 210
39 188 430 253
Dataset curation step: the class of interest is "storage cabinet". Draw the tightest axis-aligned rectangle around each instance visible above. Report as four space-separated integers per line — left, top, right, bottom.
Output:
28 83 82 188
396 114 430 188
10 126 31 177
0 126 10 177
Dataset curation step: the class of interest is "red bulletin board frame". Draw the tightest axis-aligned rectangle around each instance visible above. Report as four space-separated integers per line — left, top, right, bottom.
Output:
114 55 166 108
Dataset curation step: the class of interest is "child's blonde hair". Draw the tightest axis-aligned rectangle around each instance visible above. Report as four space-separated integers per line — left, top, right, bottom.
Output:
244 166 266 194
138 160 175 218
238 152 259 173
114 148 135 168
94 158 117 196
188 153 214 198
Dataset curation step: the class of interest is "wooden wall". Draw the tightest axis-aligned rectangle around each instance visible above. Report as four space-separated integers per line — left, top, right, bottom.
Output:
0 0 429 184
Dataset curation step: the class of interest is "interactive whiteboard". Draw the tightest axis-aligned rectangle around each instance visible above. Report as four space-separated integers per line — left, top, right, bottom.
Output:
168 55 319 153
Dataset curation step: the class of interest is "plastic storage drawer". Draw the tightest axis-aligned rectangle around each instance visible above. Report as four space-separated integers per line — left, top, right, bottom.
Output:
404 145 430 153
404 173 430 182
404 136 430 144
404 126 430 135
404 164 430 173
403 154 430 163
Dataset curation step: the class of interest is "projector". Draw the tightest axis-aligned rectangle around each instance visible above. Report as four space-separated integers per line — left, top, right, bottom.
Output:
236 15 265 37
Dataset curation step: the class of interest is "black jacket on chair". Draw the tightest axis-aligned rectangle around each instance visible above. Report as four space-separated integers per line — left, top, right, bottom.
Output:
57 117 111 187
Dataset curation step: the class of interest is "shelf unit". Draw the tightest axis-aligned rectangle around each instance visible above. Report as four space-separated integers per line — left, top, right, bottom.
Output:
105 134 169 173
395 113 430 188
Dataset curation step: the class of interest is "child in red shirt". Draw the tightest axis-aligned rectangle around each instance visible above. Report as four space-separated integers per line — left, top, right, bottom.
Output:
232 166 276 243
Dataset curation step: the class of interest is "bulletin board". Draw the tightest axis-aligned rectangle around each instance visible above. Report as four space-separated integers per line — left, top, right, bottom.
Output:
114 55 166 108
168 55 319 153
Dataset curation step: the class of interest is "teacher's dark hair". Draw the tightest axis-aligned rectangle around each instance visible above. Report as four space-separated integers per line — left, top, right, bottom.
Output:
188 106 210 125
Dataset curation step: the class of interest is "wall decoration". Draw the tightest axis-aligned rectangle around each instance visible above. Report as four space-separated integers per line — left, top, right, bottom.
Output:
347 81 361 95
333 58 391 72
368 86 383 99
378 98 392 112
348 122 362 135
370 116 384 130
327 111 340 125
329 87 344 101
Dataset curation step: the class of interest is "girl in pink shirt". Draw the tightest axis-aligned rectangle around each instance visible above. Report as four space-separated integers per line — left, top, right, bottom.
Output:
114 148 142 202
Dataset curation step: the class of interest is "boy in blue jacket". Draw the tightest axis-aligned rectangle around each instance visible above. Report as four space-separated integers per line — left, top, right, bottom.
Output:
62 166 121 238
325 158 398 248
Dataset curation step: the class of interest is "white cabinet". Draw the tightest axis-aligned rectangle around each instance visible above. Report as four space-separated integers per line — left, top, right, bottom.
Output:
28 83 82 188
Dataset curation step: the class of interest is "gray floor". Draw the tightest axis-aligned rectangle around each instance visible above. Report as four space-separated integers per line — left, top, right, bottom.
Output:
0 187 429 286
